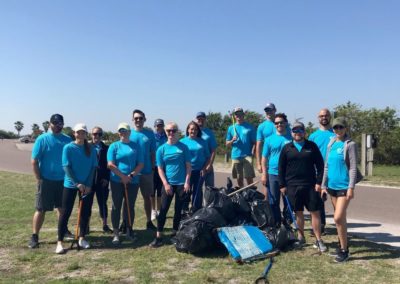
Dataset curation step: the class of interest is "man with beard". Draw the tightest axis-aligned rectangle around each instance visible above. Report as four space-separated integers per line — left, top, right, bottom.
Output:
309 108 335 235
29 114 72 249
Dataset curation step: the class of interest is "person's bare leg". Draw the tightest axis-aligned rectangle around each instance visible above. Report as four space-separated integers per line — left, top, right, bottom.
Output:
32 211 45 234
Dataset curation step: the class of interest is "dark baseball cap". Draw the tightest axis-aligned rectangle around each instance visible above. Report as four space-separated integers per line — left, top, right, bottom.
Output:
196 111 206 118
332 117 347 128
50 114 64 124
264 103 276 112
154 118 165 127
291 121 305 130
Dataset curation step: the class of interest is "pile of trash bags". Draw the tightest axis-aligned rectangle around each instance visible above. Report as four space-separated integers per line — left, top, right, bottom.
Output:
175 178 296 254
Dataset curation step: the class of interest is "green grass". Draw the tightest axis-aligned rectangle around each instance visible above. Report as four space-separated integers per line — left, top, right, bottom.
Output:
361 165 400 186
1 171 400 283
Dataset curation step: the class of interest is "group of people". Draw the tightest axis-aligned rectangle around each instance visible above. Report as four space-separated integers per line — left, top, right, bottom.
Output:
28 104 357 262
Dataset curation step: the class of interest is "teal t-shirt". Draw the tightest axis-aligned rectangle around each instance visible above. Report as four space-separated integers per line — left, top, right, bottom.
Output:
327 140 349 190
256 120 275 142
180 137 210 171
154 132 167 150
293 141 305 152
130 128 156 175
201 127 217 151
107 141 144 184
156 142 191 185
262 133 292 175
31 132 72 180
226 122 256 159
309 128 335 161
62 143 97 188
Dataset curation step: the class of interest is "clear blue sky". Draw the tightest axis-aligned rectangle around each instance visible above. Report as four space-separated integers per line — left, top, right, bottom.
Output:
1 1 399 134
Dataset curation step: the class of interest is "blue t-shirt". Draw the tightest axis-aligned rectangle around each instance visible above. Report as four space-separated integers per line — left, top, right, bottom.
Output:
309 128 335 161
262 133 292 175
156 142 191 185
201 127 218 151
293 141 305 152
107 141 144 184
226 122 256 159
130 128 156 175
180 137 210 171
154 132 167 150
256 120 275 142
31 132 72 180
327 140 349 190
62 143 98 188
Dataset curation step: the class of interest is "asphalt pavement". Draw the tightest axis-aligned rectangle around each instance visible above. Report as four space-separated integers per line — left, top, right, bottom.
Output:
1 139 399 249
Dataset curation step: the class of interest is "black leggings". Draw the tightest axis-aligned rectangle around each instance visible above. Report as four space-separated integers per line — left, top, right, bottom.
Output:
86 181 109 221
58 188 91 241
156 185 189 232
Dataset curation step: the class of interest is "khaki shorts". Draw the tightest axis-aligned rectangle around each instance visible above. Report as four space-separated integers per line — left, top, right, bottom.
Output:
139 173 154 198
231 156 255 180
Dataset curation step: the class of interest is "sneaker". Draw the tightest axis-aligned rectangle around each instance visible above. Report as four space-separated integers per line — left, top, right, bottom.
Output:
112 235 120 245
65 229 74 241
295 236 306 246
78 239 90 249
329 247 350 257
314 239 328 252
55 242 65 254
119 222 127 235
335 249 350 262
103 224 113 234
28 234 39 249
146 221 157 230
126 228 137 242
151 210 157 221
149 237 163 248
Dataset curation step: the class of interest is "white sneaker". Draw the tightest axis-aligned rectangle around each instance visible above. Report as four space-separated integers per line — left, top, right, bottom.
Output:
55 243 65 254
151 210 157 221
112 235 120 245
78 238 90 249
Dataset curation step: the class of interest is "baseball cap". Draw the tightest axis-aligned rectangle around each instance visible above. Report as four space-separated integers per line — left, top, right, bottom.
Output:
332 117 347 128
196 111 206 118
154 119 165 127
291 121 305 130
264 103 276 112
233 107 244 113
117 122 130 131
73 123 88 132
50 114 64 124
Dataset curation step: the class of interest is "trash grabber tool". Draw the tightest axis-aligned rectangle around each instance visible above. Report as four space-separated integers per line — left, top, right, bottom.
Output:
227 180 260 197
124 183 133 236
228 110 238 137
255 257 273 284
70 192 86 250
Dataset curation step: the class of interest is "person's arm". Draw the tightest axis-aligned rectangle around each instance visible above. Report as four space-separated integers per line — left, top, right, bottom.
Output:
184 162 192 192
346 141 357 200
158 166 172 195
64 165 86 193
256 141 263 173
107 161 131 185
278 145 288 194
31 159 41 184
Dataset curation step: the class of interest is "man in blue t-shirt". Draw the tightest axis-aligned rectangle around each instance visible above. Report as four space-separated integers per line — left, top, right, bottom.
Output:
195 111 218 187
309 108 335 235
226 107 256 187
28 114 72 249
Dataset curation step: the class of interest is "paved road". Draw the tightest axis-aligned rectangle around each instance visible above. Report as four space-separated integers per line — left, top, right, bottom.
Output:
1 139 399 248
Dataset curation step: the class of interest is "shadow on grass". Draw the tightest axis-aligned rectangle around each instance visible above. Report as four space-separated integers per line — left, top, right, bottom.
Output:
349 239 400 261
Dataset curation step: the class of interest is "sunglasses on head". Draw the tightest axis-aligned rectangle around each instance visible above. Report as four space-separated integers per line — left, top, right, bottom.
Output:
92 132 102 137
292 128 305 134
274 121 285 125
333 125 345 130
166 129 177 133
134 117 144 121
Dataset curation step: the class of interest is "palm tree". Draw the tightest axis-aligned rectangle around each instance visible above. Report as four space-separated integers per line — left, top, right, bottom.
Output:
42 121 50 133
14 121 24 137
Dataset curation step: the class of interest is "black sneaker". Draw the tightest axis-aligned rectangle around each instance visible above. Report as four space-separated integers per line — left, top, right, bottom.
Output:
146 221 157 231
335 249 350 262
28 234 39 249
103 224 113 234
330 247 350 257
149 237 163 248
119 221 127 235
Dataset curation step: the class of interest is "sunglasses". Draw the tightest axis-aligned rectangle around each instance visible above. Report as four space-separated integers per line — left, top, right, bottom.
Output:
292 128 305 134
166 129 177 133
52 121 64 126
318 115 330 118
274 121 285 125
333 125 345 130
264 108 274 112
119 129 128 134
134 117 144 121
92 132 102 137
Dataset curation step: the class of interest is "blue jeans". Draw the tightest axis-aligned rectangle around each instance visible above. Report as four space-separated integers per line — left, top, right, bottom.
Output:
268 174 282 226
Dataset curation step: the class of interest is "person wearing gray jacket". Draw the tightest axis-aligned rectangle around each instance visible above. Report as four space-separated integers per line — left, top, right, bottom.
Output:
321 117 358 263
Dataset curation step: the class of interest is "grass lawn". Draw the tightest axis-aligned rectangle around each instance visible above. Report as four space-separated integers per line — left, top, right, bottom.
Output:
361 165 400 187
1 171 399 283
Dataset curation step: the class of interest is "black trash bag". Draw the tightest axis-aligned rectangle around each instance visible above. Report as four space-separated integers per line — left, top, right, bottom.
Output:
264 224 296 250
230 192 251 214
203 186 236 221
250 200 275 229
175 207 227 254
241 188 265 201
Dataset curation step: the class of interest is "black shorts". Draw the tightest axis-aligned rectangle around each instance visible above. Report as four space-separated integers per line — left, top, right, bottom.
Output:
287 185 322 212
35 179 64 212
327 188 348 197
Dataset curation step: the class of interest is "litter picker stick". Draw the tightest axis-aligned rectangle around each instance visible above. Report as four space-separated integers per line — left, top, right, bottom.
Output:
228 110 237 137
71 192 86 250
227 180 260 197
283 194 300 232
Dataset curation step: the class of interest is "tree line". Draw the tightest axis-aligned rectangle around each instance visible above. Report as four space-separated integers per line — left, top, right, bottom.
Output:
5 101 400 165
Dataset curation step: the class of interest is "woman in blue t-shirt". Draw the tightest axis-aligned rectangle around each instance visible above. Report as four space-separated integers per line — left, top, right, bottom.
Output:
56 123 97 254
321 117 358 263
180 121 210 213
150 122 191 248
